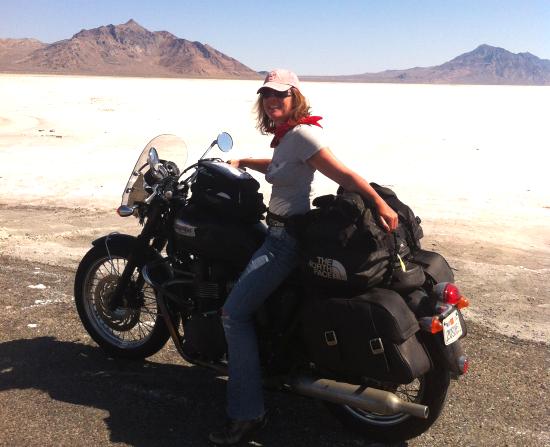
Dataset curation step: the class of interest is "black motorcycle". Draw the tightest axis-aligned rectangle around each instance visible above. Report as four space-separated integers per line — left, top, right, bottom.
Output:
74 133 469 443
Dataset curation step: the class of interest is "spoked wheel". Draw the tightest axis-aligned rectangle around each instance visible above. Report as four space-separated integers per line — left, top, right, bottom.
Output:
74 243 173 359
326 368 450 443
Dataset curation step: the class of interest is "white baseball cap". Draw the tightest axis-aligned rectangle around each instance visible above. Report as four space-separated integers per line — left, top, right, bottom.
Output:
257 68 301 93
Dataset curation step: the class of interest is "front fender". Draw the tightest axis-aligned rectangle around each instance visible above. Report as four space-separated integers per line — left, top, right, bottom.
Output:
92 233 164 266
92 233 137 249
92 232 175 292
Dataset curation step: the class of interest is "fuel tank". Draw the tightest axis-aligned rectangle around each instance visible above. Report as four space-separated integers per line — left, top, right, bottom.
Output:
173 204 267 268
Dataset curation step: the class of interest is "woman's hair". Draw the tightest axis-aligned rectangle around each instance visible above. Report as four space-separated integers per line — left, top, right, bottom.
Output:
254 87 312 134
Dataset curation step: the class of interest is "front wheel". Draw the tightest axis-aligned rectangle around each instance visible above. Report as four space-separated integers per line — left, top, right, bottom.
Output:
74 242 172 359
326 368 450 443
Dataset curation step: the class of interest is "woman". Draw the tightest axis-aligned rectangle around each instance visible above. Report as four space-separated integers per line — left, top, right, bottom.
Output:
209 69 398 445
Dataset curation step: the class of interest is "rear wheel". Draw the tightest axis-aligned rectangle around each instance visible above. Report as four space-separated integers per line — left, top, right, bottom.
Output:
326 368 450 443
74 243 172 359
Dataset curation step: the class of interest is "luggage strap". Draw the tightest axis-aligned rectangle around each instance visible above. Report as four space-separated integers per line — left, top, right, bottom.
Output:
319 301 343 367
365 301 390 372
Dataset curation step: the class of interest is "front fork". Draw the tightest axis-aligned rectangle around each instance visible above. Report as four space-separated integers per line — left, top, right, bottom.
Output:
109 203 166 309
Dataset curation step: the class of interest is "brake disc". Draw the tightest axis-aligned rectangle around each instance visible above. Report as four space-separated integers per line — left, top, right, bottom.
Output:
93 274 141 331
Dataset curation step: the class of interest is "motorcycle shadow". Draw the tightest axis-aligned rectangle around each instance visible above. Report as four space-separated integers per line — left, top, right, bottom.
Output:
0 337 407 447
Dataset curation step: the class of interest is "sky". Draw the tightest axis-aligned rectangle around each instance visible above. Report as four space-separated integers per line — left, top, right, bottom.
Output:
1 0 549 75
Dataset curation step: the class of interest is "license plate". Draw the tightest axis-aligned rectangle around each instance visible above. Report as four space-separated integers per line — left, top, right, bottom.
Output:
443 310 463 345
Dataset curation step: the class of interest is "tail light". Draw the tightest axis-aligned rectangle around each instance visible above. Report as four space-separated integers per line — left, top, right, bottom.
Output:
419 316 443 334
434 282 469 309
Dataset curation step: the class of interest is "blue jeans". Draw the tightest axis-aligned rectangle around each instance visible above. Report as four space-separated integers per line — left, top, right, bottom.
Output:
222 226 300 420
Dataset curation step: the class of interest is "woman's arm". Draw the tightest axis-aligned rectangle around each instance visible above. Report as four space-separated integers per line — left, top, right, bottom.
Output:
227 158 271 174
307 148 398 232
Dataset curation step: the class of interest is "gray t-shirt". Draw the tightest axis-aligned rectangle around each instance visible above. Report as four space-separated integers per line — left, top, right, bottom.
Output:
265 124 326 216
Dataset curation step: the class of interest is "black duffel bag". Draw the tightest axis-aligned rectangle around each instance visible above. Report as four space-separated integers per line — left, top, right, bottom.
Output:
302 287 432 384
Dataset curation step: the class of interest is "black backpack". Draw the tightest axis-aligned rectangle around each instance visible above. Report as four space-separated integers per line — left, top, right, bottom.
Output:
300 190 392 293
301 185 425 294
360 183 424 250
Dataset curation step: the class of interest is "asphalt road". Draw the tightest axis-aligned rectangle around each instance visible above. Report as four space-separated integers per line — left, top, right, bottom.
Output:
0 255 548 447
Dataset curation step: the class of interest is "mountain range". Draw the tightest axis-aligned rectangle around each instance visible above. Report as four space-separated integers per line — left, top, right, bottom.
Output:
1 20 549 85
317 44 550 85
0 19 257 78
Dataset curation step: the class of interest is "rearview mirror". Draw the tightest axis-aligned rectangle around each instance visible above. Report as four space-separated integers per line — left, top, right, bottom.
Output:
148 147 160 168
216 132 233 152
147 147 168 180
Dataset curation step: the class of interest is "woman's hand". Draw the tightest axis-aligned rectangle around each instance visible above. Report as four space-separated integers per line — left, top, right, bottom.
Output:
226 158 272 174
375 199 399 232
226 159 241 168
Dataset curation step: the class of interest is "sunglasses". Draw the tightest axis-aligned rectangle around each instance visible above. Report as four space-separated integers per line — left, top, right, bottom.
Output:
260 89 292 99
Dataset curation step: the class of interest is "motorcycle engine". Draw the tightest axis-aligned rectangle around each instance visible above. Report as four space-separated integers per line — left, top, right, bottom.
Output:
181 259 236 361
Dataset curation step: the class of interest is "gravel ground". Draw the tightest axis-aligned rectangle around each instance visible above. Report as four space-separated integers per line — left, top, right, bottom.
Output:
0 255 548 447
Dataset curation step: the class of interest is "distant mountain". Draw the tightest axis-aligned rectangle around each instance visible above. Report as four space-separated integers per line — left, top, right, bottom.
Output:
0 38 46 66
0 19 258 79
322 45 550 85
2 29 548 85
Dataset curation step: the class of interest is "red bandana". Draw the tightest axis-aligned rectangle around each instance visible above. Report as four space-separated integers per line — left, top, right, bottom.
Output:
270 116 323 148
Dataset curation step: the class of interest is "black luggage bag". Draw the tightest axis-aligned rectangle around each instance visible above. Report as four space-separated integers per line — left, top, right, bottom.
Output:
410 249 454 284
300 192 392 293
302 287 432 384
190 160 266 223
300 188 427 294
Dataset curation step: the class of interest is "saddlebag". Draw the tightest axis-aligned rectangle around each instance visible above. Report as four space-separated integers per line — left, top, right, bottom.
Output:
191 160 266 223
302 288 432 383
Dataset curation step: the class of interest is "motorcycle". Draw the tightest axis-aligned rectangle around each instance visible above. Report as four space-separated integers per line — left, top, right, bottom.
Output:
74 132 469 443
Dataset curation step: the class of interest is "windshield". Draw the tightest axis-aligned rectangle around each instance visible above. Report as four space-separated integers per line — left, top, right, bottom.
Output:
121 134 188 207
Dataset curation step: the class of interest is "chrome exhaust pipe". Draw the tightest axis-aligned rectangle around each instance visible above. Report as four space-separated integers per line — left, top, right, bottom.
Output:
289 376 429 419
